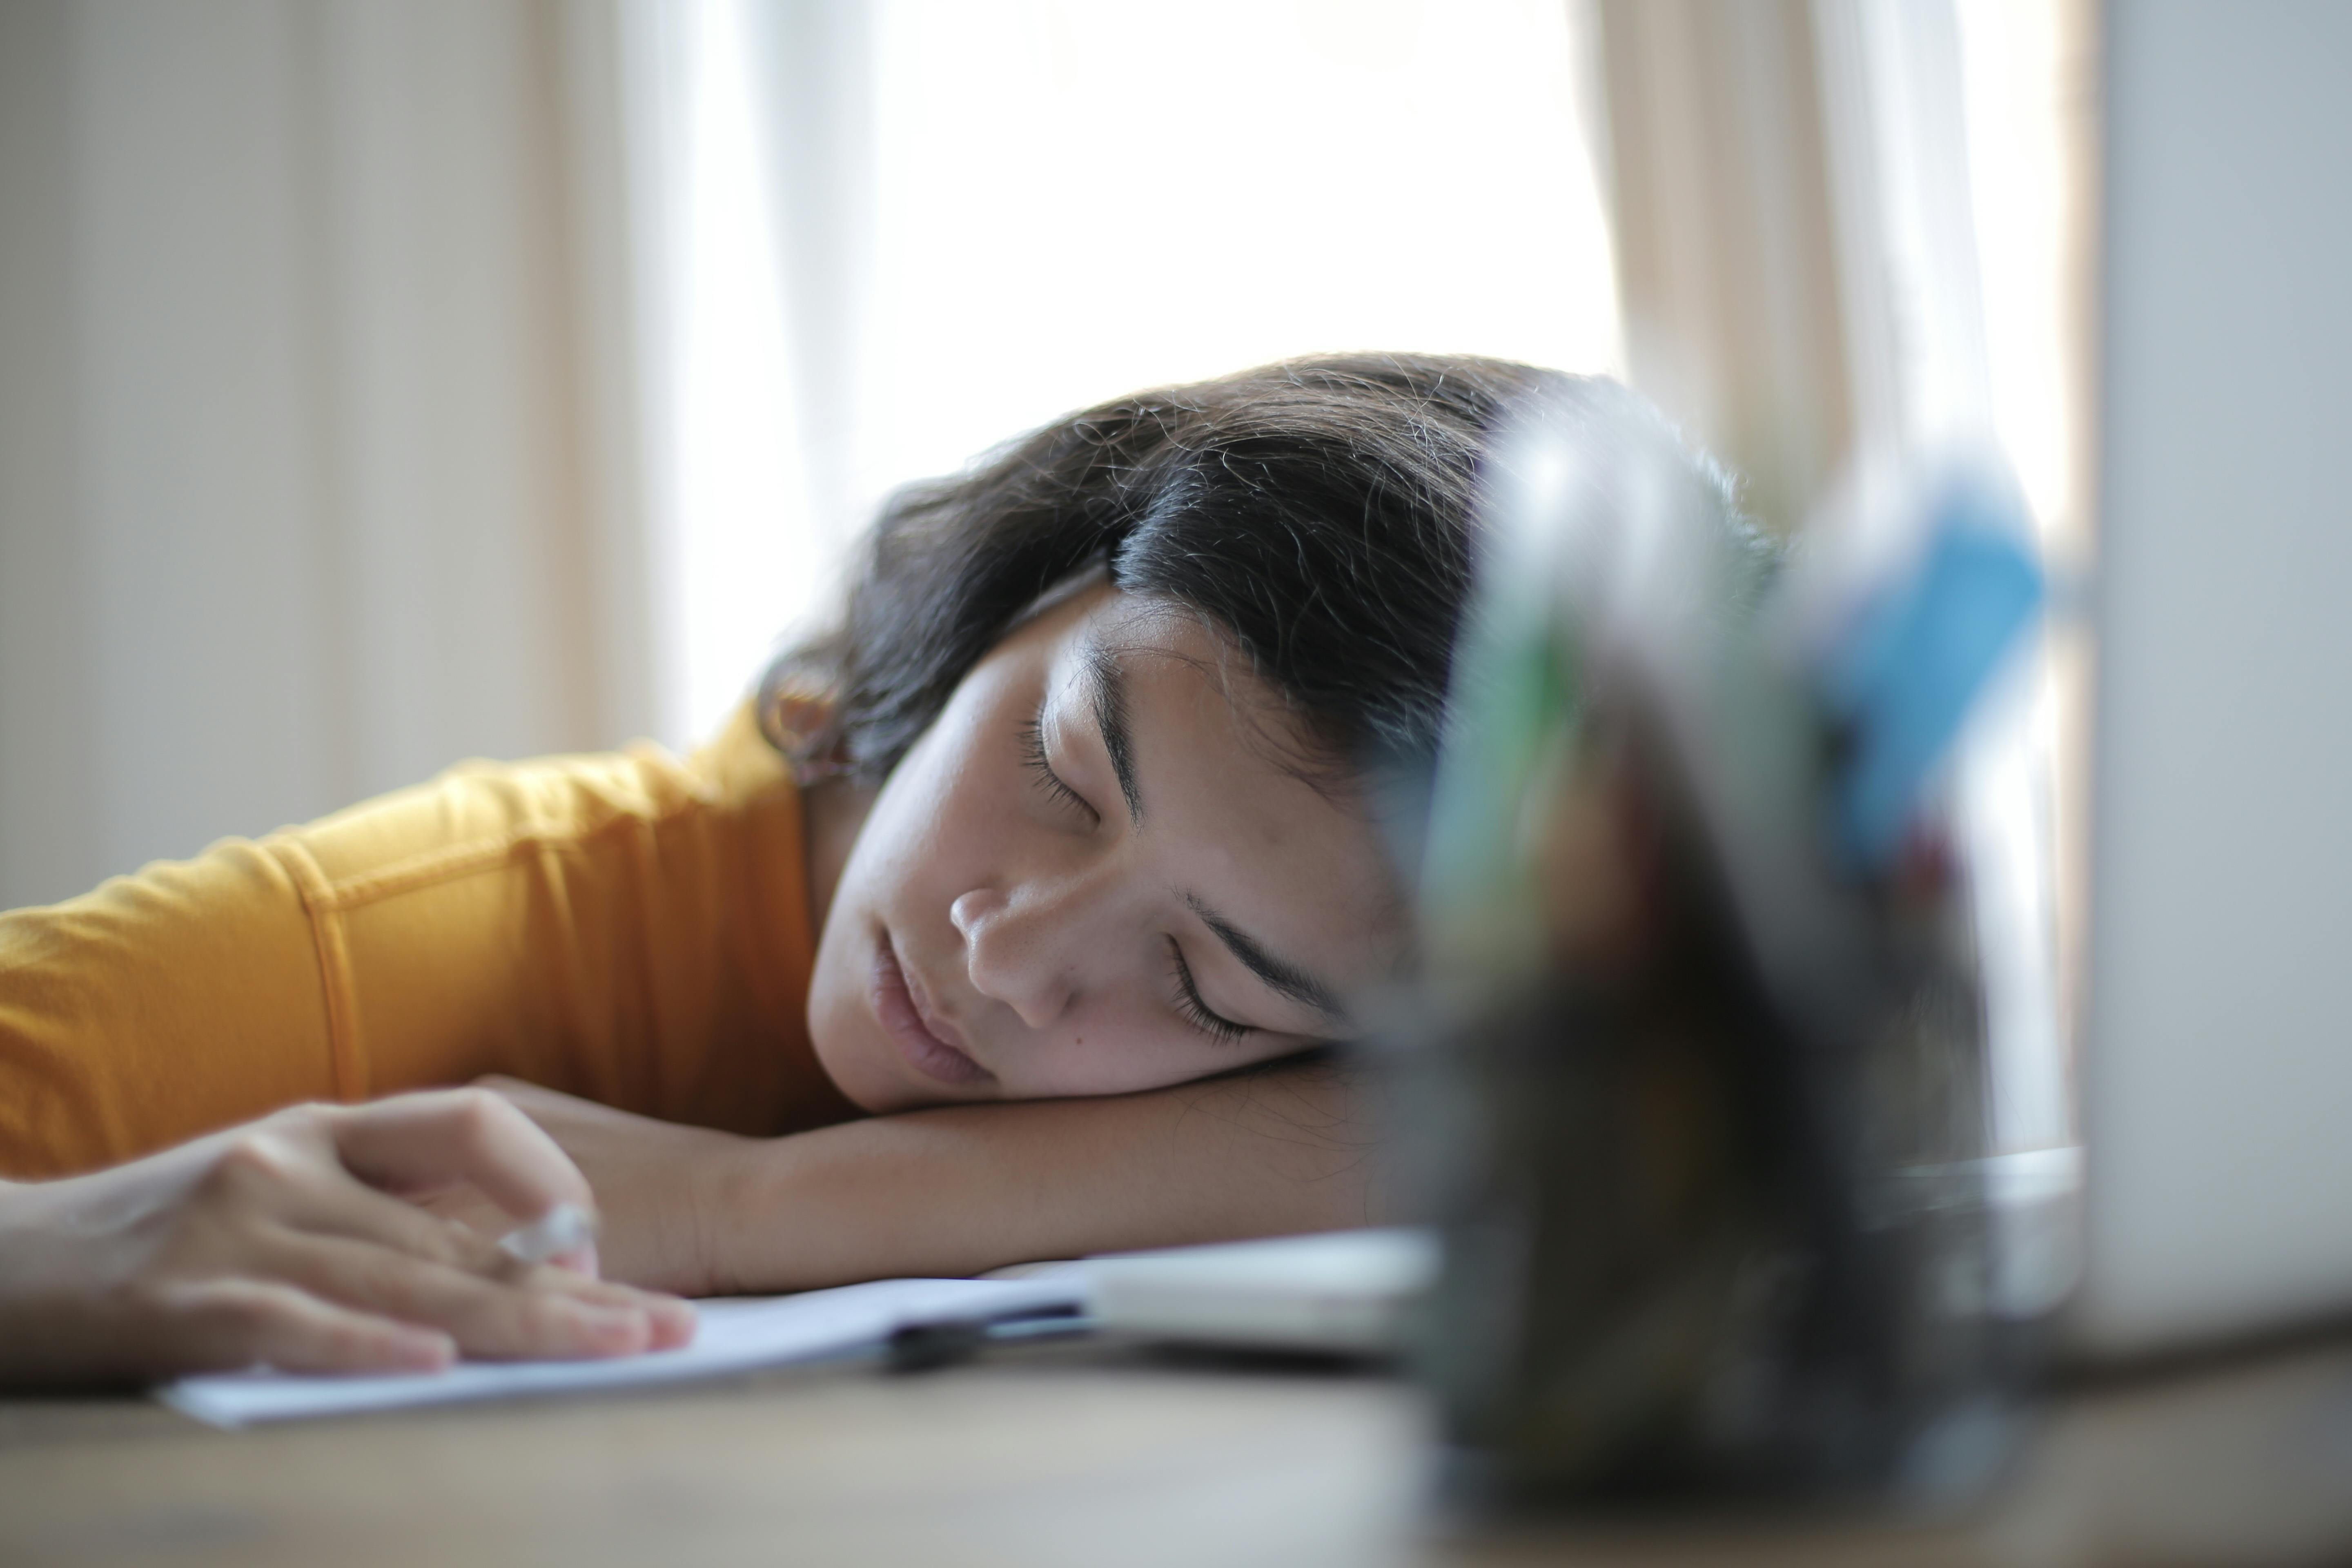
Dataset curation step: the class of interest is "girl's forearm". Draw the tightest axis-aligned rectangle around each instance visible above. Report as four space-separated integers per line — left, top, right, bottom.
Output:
701 1059 1383 1294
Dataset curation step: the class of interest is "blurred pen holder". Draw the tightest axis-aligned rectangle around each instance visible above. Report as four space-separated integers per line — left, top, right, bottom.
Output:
1407 398 2059 1512
1415 762 2024 1509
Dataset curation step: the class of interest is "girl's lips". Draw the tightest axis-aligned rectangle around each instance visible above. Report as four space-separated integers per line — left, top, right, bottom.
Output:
871 934 992 1087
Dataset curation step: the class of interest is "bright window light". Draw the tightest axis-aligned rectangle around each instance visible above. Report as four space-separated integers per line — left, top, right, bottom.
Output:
1955 0 2085 546
648 0 1623 746
864 0 1624 500
643 0 814 746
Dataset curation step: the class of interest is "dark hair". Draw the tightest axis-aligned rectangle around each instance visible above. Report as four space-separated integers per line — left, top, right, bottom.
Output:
762 353 1739 784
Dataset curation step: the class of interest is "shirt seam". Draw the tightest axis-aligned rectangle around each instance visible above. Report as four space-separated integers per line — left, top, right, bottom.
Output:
296 788 757 914
265 837 369 1103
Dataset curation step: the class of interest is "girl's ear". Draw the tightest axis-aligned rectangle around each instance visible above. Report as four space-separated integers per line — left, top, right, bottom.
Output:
761 672 851 786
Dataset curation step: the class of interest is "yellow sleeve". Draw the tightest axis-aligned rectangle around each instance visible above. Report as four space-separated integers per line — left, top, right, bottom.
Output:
0 704 851 1179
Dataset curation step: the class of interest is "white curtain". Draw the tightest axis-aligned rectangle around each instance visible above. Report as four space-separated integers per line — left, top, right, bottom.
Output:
643 0 1628 740
0 0 656 911
1590 0 2089 1190
0 0 1634 909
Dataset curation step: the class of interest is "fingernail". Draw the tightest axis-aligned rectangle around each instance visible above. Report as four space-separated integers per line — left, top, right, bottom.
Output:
648 1298 698 1348
391 1331 456 1371
563 1302 650 1353
550 1242 601 1279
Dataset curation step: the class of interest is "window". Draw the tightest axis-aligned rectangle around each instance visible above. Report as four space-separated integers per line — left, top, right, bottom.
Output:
640 0 1624 744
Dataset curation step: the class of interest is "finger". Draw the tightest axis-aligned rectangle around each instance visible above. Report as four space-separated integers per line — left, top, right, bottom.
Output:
154 1277 457 1376
494 1202 596 1267
411 1188 607 1282
254 1231 667 1361
233 1155 687 1345
239 1198 697 1351
326 1089 596 1233
233 1150 522 1278
494 1263 698 1350
509 1216 602 1288
474 1254 696 1348
492 1261 699 1349
552 1271 698 1349
547 1242 601 1279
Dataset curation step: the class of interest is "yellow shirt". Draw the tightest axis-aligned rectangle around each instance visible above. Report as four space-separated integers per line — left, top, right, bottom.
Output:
0 705 855 1179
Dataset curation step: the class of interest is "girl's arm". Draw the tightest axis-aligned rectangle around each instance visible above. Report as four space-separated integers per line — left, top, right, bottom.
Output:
0 1090 693 1389
480 1058 1387 1295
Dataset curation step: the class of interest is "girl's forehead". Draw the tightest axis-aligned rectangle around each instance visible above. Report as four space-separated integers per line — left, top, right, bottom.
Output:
1085 589 1224 662
1072 593 1292 734
1049 594 1409 965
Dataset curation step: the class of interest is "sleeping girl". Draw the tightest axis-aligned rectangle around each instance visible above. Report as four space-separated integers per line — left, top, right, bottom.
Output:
0 354 1708 1386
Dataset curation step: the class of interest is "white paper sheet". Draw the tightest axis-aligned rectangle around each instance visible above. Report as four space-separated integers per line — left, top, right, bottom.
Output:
158 1275 1087 1429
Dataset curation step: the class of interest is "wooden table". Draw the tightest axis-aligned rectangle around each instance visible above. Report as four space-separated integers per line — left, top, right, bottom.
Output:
5 1330 2352 1567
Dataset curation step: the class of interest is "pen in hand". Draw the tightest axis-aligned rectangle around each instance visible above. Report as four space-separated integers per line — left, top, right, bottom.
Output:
497 1201 600 1276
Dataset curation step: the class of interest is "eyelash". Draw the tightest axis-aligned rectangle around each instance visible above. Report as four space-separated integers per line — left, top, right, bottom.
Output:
1167 938 1252 1046
1017 707 1246 1047
1015 713 1098 824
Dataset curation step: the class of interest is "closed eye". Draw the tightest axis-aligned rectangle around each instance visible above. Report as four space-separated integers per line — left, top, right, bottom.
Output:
1016 709 1098 825
1166 937 1253 1046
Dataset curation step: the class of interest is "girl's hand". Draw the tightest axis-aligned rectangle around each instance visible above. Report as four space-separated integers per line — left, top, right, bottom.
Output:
458 1078 753 1296
0 1088 697 1389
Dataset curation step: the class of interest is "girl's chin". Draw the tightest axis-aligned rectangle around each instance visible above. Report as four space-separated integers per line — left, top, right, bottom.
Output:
806 1006 904 1115
808 1023 966 1117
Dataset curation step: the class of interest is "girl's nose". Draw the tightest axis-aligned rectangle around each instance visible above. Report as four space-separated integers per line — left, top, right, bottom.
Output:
950 881 1100 1029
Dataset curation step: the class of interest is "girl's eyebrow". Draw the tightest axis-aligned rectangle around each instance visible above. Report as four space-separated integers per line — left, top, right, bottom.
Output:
1080 641 1145 824
1076 638 1345 1028
1183 892 1345 1026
